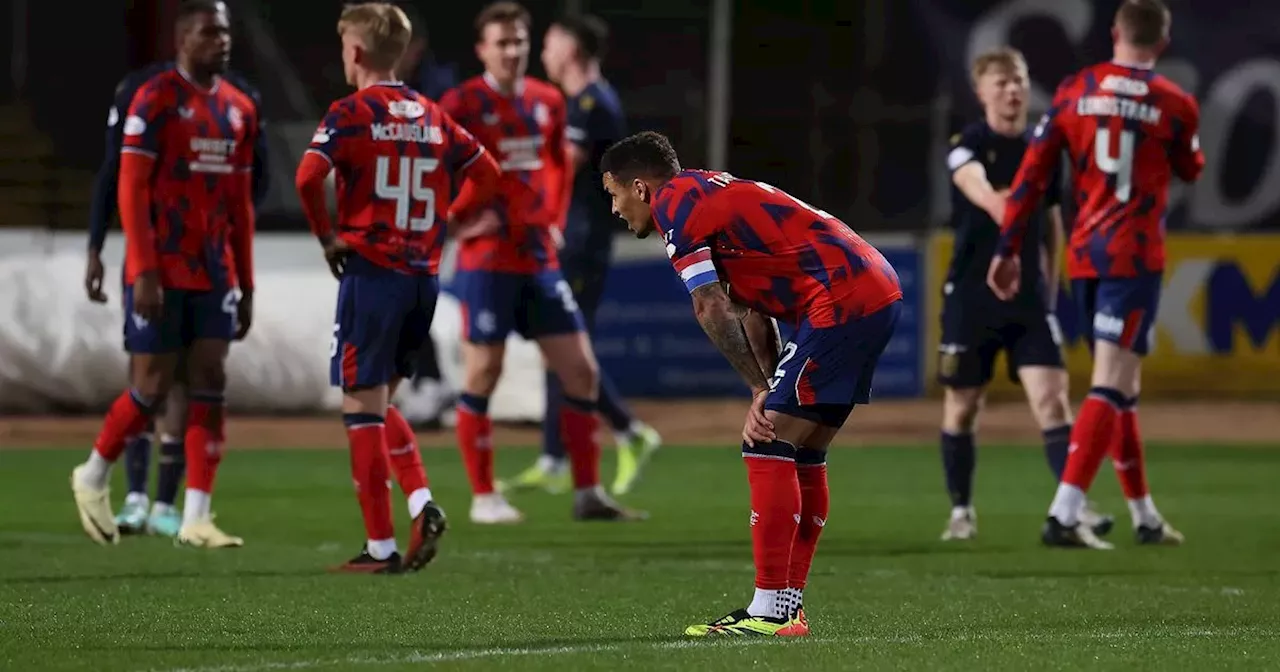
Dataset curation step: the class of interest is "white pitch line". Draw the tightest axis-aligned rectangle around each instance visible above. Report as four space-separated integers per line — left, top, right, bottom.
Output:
151 638 801 672
146 627 1261 672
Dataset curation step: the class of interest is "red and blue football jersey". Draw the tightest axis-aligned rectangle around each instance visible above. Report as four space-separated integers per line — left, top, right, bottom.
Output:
121 68 257 291
440 74 570 273
655 170 902 326
1000 61 1205 279
306 83 484 275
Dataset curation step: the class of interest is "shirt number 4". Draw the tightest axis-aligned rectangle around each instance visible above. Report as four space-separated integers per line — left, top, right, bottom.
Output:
1094 129 1135 203
375 155 438 232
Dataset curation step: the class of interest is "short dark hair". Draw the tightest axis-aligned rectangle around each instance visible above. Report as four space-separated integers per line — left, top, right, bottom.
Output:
600 131 681 181
177 0 225 23
1116 0 1170 48
399 3 428 44
475 1 531 39
553 14 609 62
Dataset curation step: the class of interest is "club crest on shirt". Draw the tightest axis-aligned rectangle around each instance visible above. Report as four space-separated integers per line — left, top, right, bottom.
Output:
533 102 549 126
579 94 595 112
228 105 244 131
388 100 425 119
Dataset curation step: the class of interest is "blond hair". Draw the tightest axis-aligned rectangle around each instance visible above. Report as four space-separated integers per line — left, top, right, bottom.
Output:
337 3 413 71
970 47 1028 87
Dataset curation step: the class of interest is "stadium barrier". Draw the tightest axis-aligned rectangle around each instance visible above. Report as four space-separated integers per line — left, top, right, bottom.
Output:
1 229 1272 414
927 232 1280 398
0 230 546 419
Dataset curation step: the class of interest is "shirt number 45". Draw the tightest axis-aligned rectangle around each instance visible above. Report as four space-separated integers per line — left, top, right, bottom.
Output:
375 155 438 232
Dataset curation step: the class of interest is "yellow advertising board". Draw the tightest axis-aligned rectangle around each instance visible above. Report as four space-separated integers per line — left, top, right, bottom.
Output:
926 233 1280 398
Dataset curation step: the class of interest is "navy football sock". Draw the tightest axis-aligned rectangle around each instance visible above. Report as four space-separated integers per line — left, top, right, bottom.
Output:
124 432 153 497
1043 424 1071 482
540 371 567 460
596 370 634 434
155 438 186 506
940 431 976 508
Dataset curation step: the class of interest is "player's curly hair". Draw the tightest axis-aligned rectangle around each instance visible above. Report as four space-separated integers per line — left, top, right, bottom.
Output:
600 131 682 181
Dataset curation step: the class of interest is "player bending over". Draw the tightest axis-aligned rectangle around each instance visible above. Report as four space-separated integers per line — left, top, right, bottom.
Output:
937 47 1113 541
989 0 1201 549
499 13 661 496
441 1 643 524
296 3 502 573
601 132 903 637
84 0 270 538
71 0 257 548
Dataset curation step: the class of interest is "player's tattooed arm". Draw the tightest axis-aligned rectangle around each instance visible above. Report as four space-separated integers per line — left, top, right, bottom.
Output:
691 283 771 393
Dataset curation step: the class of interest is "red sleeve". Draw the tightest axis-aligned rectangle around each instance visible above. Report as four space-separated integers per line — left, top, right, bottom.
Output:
448 150 502 222
548 95 572 230
121 81 167 159
998 81 1071 256
1171 93 1205 183
119 151 158 275
230 107 257 290
230 170 255 291
295 151 334 240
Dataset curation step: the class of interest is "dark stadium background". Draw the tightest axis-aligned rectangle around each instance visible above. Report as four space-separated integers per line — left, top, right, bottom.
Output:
1 0 1276 235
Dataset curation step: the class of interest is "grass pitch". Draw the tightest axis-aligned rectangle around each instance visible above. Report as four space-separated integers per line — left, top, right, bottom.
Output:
1 443 1277 671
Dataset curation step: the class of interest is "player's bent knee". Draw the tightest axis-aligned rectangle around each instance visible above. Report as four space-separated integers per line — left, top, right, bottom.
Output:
942 387 984 433
554 355 599 399
1089 341 1142 396
763 409 825 447
342 384 389 415
462 343 505 394
129 353 178 399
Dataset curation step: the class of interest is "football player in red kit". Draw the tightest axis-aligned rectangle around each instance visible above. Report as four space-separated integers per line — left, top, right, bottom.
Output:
989 0 1202 549
295 3 502 573
440 2 641 525
70 0 256 549
601 132 903 636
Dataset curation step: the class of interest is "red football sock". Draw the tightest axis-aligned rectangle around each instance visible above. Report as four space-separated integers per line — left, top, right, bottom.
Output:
346 417 394 541
384 405 429 495
184 395 226 495
1061 387 1124 492
93 389 154 462
456 397 494 495
561 397 601 490
789 454 829 590
1111 401 1149 499
745 443 801 591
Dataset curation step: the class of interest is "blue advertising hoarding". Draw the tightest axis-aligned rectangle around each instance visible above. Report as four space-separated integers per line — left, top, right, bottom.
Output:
592 237 925 399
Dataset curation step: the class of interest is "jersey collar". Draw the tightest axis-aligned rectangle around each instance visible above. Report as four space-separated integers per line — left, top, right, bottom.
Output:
1111 58 1155 70
176 65 220 95
483 71 524 97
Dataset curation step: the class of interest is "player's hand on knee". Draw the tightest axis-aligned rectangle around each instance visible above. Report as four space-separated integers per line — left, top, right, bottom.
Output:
133 272 164 321
742 388 775 447
85 253 107 303
235 290 254 340
986 254 1021 301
